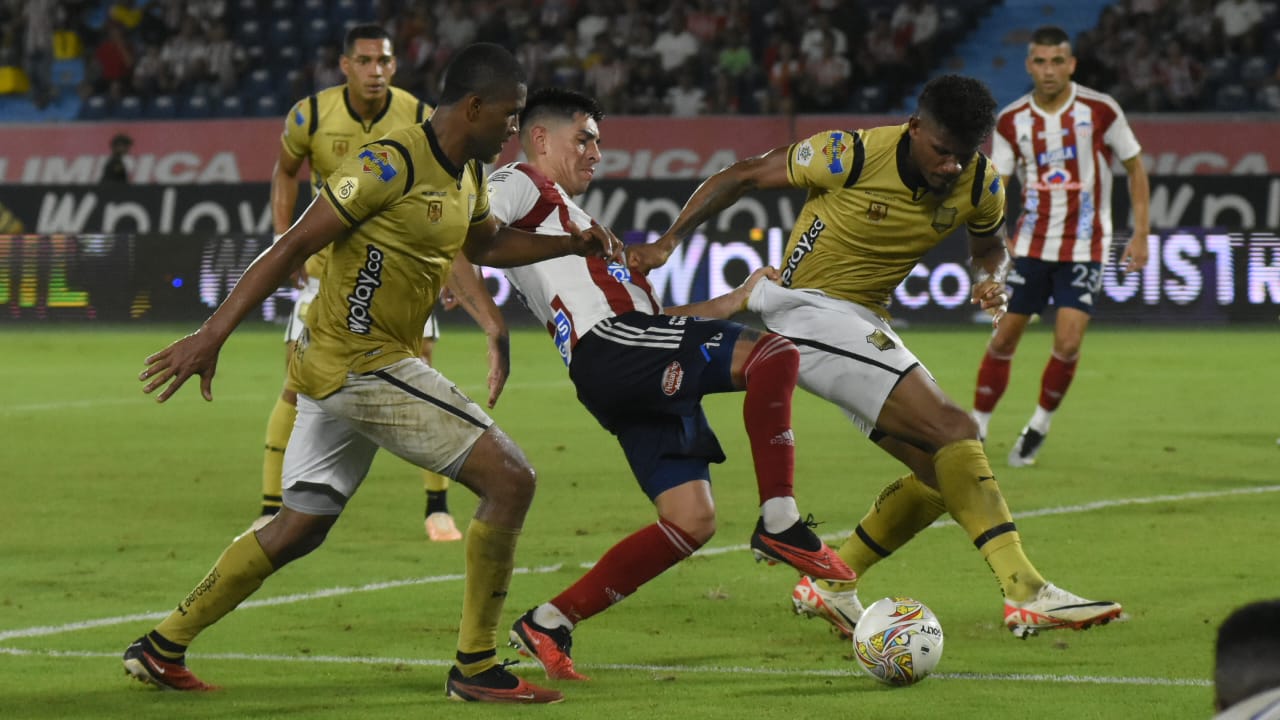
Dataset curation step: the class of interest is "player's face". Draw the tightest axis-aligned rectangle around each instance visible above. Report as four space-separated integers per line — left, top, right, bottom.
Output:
341 38 396 103
542 112 602 196
1026 42 1075 99
908 115 975 193
473 83 527 163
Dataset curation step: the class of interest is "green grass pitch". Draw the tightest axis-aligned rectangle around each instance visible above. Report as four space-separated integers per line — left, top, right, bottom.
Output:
1 322 1277 719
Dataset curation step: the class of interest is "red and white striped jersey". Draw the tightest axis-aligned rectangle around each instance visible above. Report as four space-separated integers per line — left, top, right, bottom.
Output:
992 83 1141 262
487 161 662 366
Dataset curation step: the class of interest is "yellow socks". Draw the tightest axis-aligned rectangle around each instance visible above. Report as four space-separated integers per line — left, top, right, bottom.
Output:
933 440 1044 602
261 397 296 514
153 530 276 650
454 518 519 676
824 473 946 593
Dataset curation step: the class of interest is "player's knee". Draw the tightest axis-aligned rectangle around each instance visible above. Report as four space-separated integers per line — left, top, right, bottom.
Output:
669 512 716 546
919 404 981 447
491 461 538 510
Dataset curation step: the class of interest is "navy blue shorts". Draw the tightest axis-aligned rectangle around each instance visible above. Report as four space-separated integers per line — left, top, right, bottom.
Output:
1007 257 1102 316
569 312 745 500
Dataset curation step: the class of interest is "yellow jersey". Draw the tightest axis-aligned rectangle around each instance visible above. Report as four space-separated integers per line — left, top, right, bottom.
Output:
783 124 1005 318
287 121 489 399
280 84 430 280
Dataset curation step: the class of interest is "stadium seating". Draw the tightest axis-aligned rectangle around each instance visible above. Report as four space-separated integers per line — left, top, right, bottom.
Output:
149 94 178 119
80 94 109 120
115 95 143 119
180 94 211 119
218 94 245 117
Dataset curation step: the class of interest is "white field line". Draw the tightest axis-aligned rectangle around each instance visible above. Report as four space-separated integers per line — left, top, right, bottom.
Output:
2 483 1277 647
0 646 1210 687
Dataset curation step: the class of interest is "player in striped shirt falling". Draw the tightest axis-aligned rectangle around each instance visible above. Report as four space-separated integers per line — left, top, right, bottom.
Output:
972 25 1151 467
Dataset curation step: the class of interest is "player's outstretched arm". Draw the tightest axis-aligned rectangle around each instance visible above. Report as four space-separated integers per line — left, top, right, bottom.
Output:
462 216 622 267
665 266 781 319
446 252 509 408
629 146 792 274
139 196 346 403
1118 154 1151 273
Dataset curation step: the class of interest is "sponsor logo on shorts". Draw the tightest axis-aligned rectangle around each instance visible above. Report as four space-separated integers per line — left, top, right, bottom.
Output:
661 361 684 396
346 244 384 334
866 329 896 351
781 216 824 286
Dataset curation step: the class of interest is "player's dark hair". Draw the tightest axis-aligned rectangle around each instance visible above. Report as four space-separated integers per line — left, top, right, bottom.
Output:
343 23 392 55
438 43 527 105
1215 599 1280 711
916 74 997 151
1029 25 1072 51
519 88 604 134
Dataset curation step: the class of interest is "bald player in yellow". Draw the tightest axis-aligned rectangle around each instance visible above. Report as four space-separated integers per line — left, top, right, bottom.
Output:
126 42 622 702
263 23 476 541
632 75 1123 640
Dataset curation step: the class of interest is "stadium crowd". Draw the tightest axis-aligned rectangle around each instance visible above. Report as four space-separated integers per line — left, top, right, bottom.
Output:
0 0 1277 118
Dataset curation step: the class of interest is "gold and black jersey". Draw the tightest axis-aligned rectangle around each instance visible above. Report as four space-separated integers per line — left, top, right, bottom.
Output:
280 84 430 280
783 123 1005 318
287 121 490 399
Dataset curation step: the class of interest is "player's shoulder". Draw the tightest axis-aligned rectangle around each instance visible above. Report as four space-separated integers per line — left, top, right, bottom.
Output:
997 93 1034 122
489 161 532 184
387 86 432 122
1072 83 1127 118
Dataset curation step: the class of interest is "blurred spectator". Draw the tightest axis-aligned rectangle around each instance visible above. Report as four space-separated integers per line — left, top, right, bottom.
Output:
476 3 513 48
584 36 627 111
576 0 611 53
613 0 653 43
436 0 478 53
857 13 906 81
1156 39 1204 109
800 12 848 64
1117 33 1161 110
86 21 135 97
203 21 244 98
799 29 851 111
1071 32 1118 93
717 31 754 81
665 67 708 116
767 39 802 114
186 0 227 28
23 0 57 109
653 10 699 78
159 15 209 94
547 27 585 89
623 54 664 114
132 43 170 96
100 133 132 185
686 0 727 43
313 46 342 91
891 0 939 77
1213 0 1266 53
515 24 549 86
707 69 740 113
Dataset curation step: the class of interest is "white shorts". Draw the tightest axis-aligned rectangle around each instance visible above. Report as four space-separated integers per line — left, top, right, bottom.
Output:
280 357 492 514
748 281 927 437
285 277 321 342
286 278 441 344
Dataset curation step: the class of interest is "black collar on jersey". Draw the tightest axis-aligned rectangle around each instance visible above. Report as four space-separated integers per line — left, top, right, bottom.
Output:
343 87 392 132
895 130 931 201
422 120 466 188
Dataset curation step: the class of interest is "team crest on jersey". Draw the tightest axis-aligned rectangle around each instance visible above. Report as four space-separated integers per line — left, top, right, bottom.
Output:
293 105 305 126
867 201 888 222
336 176 358 201
795 140 815 167
359 149 397 182
427 200 443 223
866 329 896 352
930 205 957 234
661 361 684 396
607 261 631 282
332 139 349 157
822 132 846 174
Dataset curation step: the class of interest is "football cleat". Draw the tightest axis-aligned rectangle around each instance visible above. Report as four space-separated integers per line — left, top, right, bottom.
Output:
425 512 463 542
445 661 564 704
508 610 588 681
122 636 218 691
1003 582 1123 639
1008 427 1046 467
750 516 856 582
792 575 865 639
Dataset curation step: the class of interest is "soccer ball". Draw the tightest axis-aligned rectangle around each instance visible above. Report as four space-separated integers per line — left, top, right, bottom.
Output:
852 596 944 686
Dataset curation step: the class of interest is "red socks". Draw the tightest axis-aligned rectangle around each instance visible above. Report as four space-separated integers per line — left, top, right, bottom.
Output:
974 348 1012 413
550 521 701 624
741 334 799 503
1039 352 1078 411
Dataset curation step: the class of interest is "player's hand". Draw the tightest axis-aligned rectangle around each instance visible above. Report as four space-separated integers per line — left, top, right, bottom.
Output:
627 236 674 274
440 287 459 311
970 278 1009 328
734 265 780 311
1120 233 1149 273
483 333 510 408
140 330 222 402
565 220 622 264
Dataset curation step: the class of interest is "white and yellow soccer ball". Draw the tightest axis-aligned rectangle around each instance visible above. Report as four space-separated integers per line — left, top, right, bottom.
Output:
852 596 944 686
